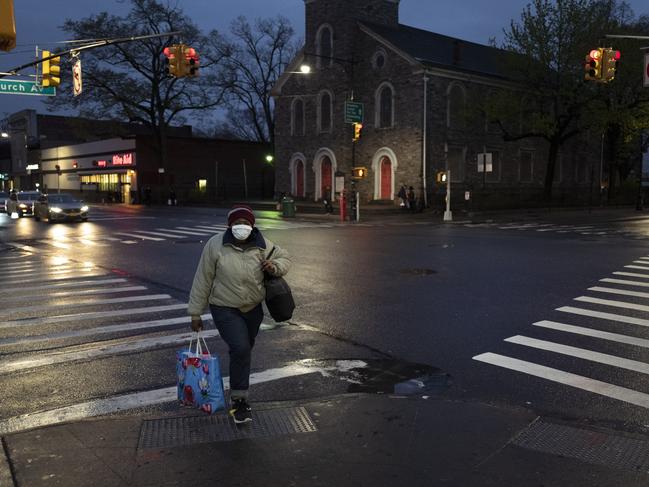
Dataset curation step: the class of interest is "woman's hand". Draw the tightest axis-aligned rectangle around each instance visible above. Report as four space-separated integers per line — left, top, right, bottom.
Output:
261 260 276 275
191 317 203 331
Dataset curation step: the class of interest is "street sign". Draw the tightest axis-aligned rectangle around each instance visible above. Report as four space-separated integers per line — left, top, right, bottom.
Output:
344 101 364 124
0 79 55 96
644 53 649 88
73 59 82 96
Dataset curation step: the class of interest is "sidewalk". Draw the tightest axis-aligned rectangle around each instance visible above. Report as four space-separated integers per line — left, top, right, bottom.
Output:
2 394 647 486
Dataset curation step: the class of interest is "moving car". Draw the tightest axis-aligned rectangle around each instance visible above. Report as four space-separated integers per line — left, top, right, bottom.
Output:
0 192 7 213
33 193 89 222
6 190 40 217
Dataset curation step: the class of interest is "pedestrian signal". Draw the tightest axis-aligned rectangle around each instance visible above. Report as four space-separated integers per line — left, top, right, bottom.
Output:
352 167 367 179
436 171 448 183
0 0 16 52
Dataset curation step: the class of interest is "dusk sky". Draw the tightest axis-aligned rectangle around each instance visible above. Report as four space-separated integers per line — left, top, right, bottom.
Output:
1 0 648 118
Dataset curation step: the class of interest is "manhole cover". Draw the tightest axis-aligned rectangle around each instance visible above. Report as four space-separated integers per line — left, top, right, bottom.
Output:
513 419 649 472
399 268 437 276
138 406 316 449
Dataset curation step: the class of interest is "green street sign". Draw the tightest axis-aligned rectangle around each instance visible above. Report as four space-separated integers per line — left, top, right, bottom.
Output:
344 101 364 124
0 79 56 96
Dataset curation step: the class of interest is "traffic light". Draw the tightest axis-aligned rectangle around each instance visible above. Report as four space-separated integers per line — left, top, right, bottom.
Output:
42 50 61 87
602 48 621 82
55 164 61 175
352 167 367 179
436 171 448 184
181 46 199 77
0 0 16 52
163 45 180 77
352 122 363 141
584 48 603 81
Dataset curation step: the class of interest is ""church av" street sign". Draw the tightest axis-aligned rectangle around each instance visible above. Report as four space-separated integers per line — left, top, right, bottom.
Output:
0 79 56 96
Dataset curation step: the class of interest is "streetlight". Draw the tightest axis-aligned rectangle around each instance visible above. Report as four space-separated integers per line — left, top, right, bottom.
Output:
265 154 274 164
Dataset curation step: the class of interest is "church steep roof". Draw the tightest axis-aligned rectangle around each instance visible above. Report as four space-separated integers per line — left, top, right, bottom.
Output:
361 21 510 79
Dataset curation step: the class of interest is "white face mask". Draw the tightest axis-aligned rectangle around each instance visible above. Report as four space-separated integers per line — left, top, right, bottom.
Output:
231 224 253 241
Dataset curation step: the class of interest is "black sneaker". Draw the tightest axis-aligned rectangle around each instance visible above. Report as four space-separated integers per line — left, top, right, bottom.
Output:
229 398 252 424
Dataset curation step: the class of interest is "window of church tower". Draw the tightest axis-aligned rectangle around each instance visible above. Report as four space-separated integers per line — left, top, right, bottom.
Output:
292 98 305 136
372 50 386 70
316 25 333 68
376 83 394 129
318 91 333 133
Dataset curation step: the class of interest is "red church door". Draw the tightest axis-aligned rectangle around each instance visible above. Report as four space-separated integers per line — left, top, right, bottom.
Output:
380 156 392 199
296 161 304 197
321 156 332 199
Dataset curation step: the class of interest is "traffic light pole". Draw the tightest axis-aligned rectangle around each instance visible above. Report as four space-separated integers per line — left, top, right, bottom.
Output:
0 31 181 79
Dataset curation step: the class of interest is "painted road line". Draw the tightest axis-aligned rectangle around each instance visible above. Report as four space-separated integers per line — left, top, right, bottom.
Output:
633 260 649 265
0 265 80 277
574 296 649 313
5 242 38 252
0 267 98 280
498 224 543 230
77 238 108 247
0 286 147 304
625 265 649 271
533 320 649 349
38 239 70 250
472 353 649 409
600 278 649 288
176 226 217 234
3 294 172 317
588 286 649 299
135 230 186 239
505 335 649 375
0 322 284 374
0 314 213 347
94 236 123 242
0 303 188 329
11 272 109 286
115 232 165 242
0 278 127 296
121 240 138 244
0 261 42 270
0 253 32 261
613 271 649 279
192 225 228 231
0 360 369 435
156 228 210 236
557 306 649 328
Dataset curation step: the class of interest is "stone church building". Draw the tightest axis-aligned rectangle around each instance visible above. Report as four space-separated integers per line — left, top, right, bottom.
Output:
272 0 596 208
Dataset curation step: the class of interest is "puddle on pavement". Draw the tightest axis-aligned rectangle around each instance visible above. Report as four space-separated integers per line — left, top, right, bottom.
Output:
346 359 451 396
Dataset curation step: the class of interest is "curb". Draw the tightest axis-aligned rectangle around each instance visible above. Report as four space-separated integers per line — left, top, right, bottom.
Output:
0 438 16 487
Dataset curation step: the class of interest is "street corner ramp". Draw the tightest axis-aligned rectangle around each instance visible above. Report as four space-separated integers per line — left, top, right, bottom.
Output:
346 359 452 396
137 406 316 449
513 419 649 473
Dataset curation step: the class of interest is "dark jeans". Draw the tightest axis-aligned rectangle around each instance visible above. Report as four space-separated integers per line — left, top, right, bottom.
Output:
209 304 263 399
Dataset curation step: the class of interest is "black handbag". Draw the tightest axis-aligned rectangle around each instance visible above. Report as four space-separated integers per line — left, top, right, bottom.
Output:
264 246 295 322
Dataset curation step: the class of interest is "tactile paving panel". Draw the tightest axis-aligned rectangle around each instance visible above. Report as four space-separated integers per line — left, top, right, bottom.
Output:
138 406 317 449
513 419 649 472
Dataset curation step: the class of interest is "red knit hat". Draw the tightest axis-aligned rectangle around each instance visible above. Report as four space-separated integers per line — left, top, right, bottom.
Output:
227 205 255 227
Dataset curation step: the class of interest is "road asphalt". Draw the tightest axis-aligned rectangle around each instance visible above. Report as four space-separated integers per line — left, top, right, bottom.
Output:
2 204 649 486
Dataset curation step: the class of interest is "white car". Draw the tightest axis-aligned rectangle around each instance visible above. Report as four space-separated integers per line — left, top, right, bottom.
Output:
6 191 40 217
33 193 89 222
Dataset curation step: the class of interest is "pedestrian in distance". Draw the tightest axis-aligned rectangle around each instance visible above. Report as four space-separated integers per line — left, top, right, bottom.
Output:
397 184 407 208
168 187 177 206
188 205 291 424
407 186 416 213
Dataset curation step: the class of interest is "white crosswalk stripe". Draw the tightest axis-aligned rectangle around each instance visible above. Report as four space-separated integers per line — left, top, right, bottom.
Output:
472 254 649 411
115 232 165 241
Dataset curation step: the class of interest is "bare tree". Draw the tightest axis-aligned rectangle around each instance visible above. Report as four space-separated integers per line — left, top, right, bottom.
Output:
46 0 228 168
211 16 297 147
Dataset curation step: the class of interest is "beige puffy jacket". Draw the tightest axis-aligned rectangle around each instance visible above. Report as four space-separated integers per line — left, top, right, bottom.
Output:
188 229 291 317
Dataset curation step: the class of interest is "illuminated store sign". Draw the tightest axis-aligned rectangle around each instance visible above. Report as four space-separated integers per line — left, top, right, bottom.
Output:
93 153 134 168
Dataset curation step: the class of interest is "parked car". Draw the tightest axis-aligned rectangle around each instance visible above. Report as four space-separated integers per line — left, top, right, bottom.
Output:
33 193 89 222
0 192 7 213
6 190 40 217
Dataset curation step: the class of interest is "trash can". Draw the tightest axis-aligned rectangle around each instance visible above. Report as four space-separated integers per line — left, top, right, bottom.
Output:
281 196 296 218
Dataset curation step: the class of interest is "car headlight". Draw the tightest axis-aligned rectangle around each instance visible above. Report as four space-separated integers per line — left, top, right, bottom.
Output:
50 207 62 213
80 206 89 212
19 203 27 208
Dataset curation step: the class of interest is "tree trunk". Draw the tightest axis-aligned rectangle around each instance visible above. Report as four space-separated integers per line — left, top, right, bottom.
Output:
543 139 560 202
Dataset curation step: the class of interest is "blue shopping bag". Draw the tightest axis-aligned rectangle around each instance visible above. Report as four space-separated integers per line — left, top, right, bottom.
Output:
176 333 226 415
